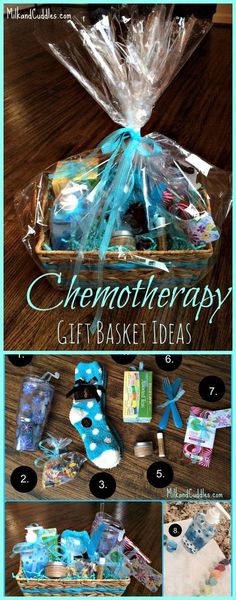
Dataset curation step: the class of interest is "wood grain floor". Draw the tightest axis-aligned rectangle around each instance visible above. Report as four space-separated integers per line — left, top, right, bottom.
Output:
4 16 232 351
5 354 231 501
5 501 162 596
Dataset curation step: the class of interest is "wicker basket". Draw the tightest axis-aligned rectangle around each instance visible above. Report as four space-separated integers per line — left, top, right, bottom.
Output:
16 567 130 596
34 186 213 291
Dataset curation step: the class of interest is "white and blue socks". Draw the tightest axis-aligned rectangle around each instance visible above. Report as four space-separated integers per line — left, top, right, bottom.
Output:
67 361 121 469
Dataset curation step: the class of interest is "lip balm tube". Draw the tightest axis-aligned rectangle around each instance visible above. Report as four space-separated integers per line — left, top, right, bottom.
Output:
97 557 105 579
155 216 168 251
157 432 165 457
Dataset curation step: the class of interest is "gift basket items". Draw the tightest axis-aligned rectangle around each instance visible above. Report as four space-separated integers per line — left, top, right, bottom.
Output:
14 358 230 489
14 361 122 489
14 4 231 289
12 511 162 596
35 435 86 488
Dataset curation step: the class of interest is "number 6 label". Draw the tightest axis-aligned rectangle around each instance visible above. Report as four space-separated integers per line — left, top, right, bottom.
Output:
155 356 182 371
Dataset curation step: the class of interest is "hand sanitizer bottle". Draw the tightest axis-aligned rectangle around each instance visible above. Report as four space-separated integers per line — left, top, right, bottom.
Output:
50 182 89 250
182 503 230 554
11 524 49 578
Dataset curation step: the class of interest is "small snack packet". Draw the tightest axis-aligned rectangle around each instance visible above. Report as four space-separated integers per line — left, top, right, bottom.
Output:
104 546 131 579
35 434 86 488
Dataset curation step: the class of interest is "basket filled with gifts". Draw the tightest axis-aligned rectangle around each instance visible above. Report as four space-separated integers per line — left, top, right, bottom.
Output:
12 511 162 596
15 5 231 291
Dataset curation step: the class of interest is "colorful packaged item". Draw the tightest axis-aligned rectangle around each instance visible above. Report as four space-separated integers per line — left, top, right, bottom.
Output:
184 414 217 468
123 369 152 423
127 554 162 592
183 406 231 467
35 434 86 487
104 546 131 580
207 408 231 429
41 528 59 560
71 557 95 579
15 5 231 292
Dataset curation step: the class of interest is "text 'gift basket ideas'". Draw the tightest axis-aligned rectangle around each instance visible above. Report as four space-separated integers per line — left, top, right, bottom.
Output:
15 4 231 291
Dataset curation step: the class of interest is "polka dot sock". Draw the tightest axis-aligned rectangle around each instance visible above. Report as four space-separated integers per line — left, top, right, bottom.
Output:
68 361 121 469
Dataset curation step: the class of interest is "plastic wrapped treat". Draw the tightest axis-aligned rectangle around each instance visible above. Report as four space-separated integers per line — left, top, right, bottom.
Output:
14 5 231 291
35 435 86 488
61 530 90 564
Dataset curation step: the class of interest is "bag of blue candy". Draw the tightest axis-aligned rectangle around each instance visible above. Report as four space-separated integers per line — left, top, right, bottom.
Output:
14 4 231 291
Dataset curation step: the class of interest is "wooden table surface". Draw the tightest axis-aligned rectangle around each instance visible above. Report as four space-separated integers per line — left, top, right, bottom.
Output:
6 501 162 596
5 354 231 501
4 17 232 351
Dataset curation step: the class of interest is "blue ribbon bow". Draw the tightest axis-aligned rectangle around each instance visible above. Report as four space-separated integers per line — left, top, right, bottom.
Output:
71 127 166 332
72 127 162 259
34 434 72 468
158 377 184 429
188 416 212 443
11 542 42 557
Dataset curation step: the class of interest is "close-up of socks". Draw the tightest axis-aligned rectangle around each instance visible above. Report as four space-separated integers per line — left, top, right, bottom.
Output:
68 361 121 469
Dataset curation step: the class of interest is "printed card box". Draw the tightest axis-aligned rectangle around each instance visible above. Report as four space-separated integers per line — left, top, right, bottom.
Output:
123 371 152 423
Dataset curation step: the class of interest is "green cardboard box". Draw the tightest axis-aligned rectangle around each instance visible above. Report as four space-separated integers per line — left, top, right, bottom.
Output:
123 370 153 423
